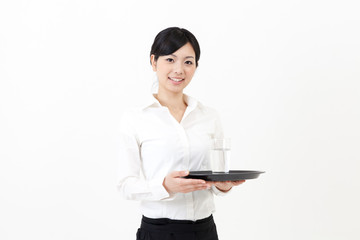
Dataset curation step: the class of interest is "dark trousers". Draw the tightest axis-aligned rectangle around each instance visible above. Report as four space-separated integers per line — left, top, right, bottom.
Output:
136 215 219 240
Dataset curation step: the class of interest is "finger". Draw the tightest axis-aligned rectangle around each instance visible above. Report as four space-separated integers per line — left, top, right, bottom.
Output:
234 180 245 182
171 170 189 178
181 184 211 193
234 180 246 185
181 182 210 192
180 181 211 191
229 180 245 186
179 178 207 185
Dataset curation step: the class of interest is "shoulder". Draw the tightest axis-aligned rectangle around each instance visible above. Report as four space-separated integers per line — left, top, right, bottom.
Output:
196 100 221 118
118 107 143 128
185 94 217 113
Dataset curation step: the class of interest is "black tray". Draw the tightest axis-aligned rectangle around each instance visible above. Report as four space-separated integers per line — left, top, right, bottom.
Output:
183 170 264 181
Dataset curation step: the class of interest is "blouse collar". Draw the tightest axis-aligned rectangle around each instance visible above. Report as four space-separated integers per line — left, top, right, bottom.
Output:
142 93 199 111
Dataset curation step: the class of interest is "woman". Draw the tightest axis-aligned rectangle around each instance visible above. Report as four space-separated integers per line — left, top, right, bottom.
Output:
117 27 245 240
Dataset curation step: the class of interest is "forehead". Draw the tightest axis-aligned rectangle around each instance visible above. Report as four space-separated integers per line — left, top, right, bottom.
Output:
171 42 195 57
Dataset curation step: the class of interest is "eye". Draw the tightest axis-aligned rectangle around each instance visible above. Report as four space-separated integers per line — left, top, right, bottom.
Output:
185 60 193 65
166 58 174 63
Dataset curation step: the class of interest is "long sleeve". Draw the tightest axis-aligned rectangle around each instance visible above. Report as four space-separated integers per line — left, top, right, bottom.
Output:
116 111 171 201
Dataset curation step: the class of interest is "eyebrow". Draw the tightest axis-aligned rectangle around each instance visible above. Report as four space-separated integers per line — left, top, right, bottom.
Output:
170 54 195 59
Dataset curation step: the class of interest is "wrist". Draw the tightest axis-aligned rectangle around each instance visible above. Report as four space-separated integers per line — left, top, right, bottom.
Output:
163 177 174 194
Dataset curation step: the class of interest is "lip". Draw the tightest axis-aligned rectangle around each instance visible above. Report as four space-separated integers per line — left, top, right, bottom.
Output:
168 77 184 85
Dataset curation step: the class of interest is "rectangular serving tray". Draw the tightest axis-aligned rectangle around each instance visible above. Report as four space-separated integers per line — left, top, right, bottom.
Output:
183 170 264 181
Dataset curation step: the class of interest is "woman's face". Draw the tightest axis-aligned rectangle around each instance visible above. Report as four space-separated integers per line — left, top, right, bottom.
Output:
151 42 197 95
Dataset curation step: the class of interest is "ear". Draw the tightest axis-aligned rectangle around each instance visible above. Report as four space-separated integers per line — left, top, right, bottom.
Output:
150 55 157 71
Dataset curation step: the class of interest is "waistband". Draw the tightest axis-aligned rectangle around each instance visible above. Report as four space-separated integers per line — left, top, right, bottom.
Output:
141 215 215 233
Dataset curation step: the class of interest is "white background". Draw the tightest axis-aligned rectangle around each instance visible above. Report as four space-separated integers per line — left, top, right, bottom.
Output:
1 0 359 239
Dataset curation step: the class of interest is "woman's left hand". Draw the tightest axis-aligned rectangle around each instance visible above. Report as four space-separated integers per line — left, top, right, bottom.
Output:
208 180 246 192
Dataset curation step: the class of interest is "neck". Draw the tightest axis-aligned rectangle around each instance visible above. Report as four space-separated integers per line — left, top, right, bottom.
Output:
155 90 187 109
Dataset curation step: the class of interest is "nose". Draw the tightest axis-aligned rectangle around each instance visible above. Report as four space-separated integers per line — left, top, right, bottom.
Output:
173 62 184 75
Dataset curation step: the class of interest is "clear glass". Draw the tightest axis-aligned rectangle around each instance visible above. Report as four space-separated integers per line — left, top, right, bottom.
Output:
210 138 231 173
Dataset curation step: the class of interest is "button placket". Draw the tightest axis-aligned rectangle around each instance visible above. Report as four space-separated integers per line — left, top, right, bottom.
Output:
166 105 197 220
177 122 195 220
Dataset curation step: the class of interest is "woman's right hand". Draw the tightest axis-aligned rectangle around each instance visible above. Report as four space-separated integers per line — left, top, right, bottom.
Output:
163 171 212 194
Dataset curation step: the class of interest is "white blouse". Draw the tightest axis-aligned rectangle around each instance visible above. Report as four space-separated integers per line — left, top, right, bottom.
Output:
116 94 228 221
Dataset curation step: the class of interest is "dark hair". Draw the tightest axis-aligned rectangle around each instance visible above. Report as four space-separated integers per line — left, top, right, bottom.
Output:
150 27 201 67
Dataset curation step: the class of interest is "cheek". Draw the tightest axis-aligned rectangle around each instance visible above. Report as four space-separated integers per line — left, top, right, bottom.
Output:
185 68 196 78
156 67 170 78
157 73 169 83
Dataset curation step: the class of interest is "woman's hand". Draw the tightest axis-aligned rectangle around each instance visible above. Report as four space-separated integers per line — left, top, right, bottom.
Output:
210 180 246 192
163 171 212 194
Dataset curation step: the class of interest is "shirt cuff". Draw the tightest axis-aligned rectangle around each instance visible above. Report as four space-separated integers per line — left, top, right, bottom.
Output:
149 177 176 201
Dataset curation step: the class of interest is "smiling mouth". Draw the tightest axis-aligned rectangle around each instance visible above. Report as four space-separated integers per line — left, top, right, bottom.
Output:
168 77 184 82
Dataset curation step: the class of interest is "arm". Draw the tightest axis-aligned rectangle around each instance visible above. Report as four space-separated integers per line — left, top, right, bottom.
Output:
163 171 212 194
116 112 211 201
116 112 170 201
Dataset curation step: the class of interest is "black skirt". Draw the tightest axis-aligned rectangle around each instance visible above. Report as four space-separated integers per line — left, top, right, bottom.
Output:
136 215 219 240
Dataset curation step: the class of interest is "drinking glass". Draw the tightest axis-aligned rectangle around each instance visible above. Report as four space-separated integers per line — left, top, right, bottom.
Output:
210 138 231 173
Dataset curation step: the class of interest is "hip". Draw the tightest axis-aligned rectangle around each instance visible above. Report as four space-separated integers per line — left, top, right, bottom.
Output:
137 215 219 240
